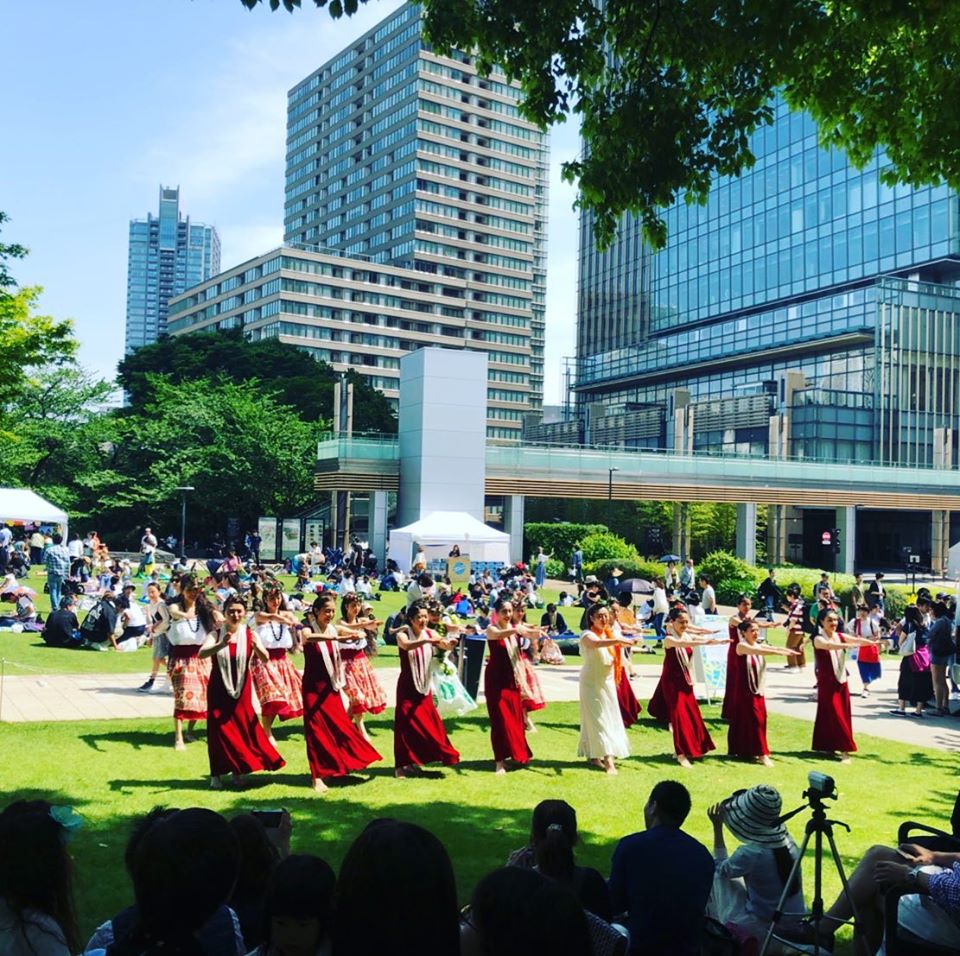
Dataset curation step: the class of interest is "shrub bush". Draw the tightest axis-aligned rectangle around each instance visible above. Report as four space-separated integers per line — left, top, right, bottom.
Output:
698 551 758 588
544 558 567 579
523 522 607 563
586 557 665 584
579 531 639 564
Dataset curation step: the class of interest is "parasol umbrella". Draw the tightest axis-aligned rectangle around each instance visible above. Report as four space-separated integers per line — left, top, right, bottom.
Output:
659 553 681 563
619 578 654 595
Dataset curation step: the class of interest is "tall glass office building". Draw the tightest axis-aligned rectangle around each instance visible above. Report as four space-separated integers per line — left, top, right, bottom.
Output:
283 2 549 425
124 186 220 353
556 97 960 566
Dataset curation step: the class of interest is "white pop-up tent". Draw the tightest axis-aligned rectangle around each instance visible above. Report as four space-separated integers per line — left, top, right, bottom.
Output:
388 510 510 572
0 488 69 538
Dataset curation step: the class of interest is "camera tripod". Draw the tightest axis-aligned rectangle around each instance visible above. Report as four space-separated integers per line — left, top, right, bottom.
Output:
759 788 865 956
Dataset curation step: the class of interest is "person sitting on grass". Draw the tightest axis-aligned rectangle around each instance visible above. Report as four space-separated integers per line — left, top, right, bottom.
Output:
0 800 81 956
86 807 245 956
41 595 83 648
251 854 336 956
103 808 241 956
608 780 714 956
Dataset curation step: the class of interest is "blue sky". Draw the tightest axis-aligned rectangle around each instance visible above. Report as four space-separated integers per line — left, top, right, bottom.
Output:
1 0 580 404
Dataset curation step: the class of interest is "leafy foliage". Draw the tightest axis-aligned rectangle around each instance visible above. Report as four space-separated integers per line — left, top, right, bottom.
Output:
579 530 639 564
240 0 960 250
0 210 28 292
523 521 607 563
117 330 396 433
586 557 665 583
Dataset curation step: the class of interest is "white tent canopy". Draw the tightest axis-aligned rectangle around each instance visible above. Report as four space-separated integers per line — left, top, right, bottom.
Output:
0 488 69 538
388 511 509 572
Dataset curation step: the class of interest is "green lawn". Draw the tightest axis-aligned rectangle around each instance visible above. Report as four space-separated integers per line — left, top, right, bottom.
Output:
2 701 954 952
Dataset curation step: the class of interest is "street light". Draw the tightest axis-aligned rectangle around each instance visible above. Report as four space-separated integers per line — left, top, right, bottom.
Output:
607 467 619 528
175 486 194 560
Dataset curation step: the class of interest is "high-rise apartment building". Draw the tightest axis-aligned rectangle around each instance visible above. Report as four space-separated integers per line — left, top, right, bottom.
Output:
534 97 960 566
124 186 220 352
283 2 549 417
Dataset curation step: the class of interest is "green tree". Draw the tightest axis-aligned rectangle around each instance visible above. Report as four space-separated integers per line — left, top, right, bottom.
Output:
80 376 323 544
243 1 960 249
117 330 396 433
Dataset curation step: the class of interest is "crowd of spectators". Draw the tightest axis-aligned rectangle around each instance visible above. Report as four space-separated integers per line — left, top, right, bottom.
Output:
2 779 959 956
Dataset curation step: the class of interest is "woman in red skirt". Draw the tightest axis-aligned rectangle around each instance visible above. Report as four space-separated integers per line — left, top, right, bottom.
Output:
727 618 800 766
200 595 285 789
337 594 387 741
651 607 730 768
301 593 382 792
250 584 303 745
166 574 219 751
812 608 882 762
393 600 460 777
506 601 548 730
485 596 535 774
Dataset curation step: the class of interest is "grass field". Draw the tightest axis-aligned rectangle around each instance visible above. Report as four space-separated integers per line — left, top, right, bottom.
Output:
2 701 955 951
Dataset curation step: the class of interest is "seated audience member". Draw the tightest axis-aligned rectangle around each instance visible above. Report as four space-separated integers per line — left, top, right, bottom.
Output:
541 603 569 636
78 592 120 649
461 867 593 956
707 785 805 945
791 842 960 953
508 800 612 922
608 780 714 956
42 596 82 648
0 800 80 956
87 808 243 956
331 819 459 956
253 855 336 956
228 814 282 949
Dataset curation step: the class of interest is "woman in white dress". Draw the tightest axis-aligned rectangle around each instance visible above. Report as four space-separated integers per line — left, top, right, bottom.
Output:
578 603 635 775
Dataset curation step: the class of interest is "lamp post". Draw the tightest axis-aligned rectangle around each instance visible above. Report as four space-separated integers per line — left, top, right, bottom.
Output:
607 467 619 528
175 486 194 560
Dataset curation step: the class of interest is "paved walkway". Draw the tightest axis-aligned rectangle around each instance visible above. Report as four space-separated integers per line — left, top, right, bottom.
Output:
2 658 958 752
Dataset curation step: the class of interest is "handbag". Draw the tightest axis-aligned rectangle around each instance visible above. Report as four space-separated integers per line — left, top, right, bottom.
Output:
908 645 931 673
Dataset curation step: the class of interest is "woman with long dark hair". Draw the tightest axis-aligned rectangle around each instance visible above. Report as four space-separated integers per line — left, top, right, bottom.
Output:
707 785 805 947
166 573 220 750
0 800 80 955
250 583 304 744
891 604 933 717
199 594 285 789
337 593 387 741
393 600 460 777
812 608 882 762
300 593 382 792
484 596 535 774
727 618 799 766
648 607 729 768
507 799 612 921
332 820 459 956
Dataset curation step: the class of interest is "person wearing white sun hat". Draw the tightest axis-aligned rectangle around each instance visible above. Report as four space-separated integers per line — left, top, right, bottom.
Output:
706 785 806 947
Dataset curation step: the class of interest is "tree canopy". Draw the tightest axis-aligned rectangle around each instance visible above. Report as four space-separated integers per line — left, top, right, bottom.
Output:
242 0 960 248
117 330 397 433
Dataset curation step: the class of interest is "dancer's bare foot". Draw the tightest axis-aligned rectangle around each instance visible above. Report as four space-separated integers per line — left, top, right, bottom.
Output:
525 716 537 733
174 739 186 752
312 777 328 792
494 761 507 775
183 733 196 744
675 753 692 769
838 752 851 764
590 758 605 769
604 758 618 775
759 755 774 767
209 776 224 790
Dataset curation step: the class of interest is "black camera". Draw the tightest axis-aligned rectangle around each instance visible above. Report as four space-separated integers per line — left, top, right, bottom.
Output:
807 771 837 799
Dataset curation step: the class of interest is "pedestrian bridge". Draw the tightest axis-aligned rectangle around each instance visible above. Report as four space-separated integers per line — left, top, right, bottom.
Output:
315 434 960 511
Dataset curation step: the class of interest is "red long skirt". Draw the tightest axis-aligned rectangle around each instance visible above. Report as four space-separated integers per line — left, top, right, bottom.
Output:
726 655 769 757
207 644 285 777
485 640 532 764
812 646 857 753
657 647 715 759
302 643 382 779
394 649 460 769
617 668 641 728
720 625 740 720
